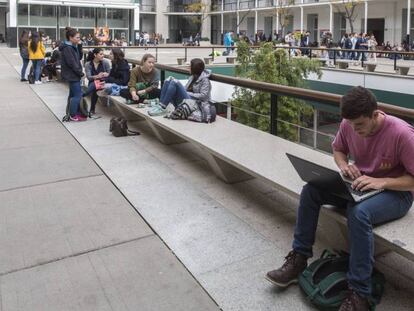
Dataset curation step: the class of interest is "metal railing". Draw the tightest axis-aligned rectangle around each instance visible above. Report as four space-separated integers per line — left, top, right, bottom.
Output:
87 44 414 72
83 46 414 145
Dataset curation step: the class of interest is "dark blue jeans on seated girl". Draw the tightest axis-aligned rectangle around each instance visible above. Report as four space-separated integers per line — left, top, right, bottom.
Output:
83 82 99 112
160 79 190 108
292 183 413 297
68 81 82 117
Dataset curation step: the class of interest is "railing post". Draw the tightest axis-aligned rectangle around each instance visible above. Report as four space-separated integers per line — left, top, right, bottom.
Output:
156 47 158 62
226 102 231 120
288 47 291 60
161 70 165 87
185 47 187 62
212 47 215 61
270 94 278 135
333 49 336 66
394 53 398 71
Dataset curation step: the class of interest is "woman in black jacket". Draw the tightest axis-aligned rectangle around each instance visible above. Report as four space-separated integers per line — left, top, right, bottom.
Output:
59 28 85 121
100 48 130 98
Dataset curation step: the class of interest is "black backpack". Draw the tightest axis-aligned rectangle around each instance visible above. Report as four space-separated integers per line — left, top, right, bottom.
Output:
109 117 140 137
28 66 35 84
62 97 90 122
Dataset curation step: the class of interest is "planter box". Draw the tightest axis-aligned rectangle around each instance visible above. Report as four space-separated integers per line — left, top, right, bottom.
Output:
398 66 410 75
177 58 186 65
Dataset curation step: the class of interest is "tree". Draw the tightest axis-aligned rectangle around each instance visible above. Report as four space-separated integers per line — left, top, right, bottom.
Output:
273 0 295 38
231 41 322 142
186 1 210 35
334 0 362 34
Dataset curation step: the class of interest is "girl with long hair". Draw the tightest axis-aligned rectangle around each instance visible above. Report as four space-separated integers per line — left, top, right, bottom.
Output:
148 58 211 116
19 30 30 81
120 53 161 103
28 31 46 84
82 48 111 115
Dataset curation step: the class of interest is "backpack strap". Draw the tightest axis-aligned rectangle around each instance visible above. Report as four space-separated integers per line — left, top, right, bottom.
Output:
307 272 348 301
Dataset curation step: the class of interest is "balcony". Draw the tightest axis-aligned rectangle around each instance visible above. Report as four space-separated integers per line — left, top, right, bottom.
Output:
141 0 156 12
239 0 255 9
257 0 274 8
223 2 237 11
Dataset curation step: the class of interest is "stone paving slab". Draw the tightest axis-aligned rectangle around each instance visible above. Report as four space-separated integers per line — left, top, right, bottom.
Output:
1 236 219 311
0 175 153 275
0 122 73 151
0 105 56 126
0 142 102 191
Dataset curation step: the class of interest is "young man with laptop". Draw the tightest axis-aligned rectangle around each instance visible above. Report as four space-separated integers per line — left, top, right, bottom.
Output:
266 86 414 310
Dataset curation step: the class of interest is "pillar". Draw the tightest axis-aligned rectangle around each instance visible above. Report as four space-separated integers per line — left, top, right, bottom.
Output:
364 1 368 34
8 0 18 47
407 0 412 43
300 6 304 33
329 4 333 33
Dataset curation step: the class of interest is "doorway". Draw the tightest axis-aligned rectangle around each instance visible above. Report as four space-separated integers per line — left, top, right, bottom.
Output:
264 16 272 39
366 18 385 45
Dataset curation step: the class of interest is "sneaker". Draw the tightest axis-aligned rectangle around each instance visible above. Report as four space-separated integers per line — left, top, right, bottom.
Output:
137 103 146 108
265 250 308 287
148 104 167 116
70 114 87 122
338 289 370 311
34 81 42 85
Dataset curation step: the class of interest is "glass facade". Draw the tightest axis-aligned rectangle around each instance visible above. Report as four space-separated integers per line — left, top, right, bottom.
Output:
17 4 131 42
70 7 94 28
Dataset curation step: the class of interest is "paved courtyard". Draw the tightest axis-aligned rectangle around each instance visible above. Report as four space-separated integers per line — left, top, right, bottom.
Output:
1 46 414 310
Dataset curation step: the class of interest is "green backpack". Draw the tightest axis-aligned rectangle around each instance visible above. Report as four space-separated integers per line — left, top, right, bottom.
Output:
298 250 385 311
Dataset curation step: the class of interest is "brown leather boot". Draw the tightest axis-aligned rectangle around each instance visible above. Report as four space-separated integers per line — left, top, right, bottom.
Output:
339 289 370 311
265 250 308 287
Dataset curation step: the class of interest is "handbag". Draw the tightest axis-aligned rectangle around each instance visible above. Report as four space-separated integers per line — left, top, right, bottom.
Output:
94 80 105 90
109 117 140 137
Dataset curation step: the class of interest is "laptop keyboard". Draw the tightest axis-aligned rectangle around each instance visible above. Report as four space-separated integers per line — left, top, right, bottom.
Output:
345 183 370 197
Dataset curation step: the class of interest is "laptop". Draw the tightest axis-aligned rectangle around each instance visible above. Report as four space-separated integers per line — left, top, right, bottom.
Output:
286 153 383 202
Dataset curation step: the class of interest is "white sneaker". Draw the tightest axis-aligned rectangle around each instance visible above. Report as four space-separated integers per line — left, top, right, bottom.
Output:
34 81 42 85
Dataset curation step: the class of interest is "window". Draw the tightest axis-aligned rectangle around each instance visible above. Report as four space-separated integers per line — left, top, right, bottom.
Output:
70 7 94 28
30 5 56 26
97 8 106 27
59 6 69 27
107 9 128 28
18 4 28 26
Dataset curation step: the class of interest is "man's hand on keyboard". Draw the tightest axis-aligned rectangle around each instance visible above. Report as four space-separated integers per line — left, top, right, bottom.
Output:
352 175 386 191
340 163 362 180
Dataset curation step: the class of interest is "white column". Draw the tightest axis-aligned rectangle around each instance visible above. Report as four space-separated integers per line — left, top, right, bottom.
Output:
255 10 258 36
134 7 140 31
9 0 17 27
364 1 368 33
408 0 412 37
276 0 279 34
329 4 333 33
221 13 224 34
237 12 240 34
300 6 304 33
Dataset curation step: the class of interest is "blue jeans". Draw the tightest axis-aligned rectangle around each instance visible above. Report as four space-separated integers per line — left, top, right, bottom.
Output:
83 82 98 112
160 79 190 108
68 81 82 117
21 58 29 79
292 184 413 297
32 60 42 81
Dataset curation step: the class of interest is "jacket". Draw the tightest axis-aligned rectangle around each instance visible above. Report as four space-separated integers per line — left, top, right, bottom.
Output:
84 59 111 82
28 41 45 60
19 41 29 59
106 59 130 86
185 69 212 106
224 33 233 47
59 41 83 82
128 66 160 94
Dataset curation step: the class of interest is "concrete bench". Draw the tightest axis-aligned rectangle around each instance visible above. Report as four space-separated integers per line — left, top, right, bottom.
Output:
364 62 377 72
397 66 410 76
204 57 213 65
106 95 414 263
177 57 186 65
336 60 350 69
226 56 237 64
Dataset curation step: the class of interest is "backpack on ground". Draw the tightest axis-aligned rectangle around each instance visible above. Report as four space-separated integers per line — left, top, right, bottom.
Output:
222 50 229 56
298 249 385 311
62 97 90 122
109 117 140 137
28 67 35 84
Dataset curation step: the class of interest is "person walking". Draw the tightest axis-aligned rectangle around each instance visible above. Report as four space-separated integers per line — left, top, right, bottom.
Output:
19 30 30 82
28 31 46 84
59 28 85 122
